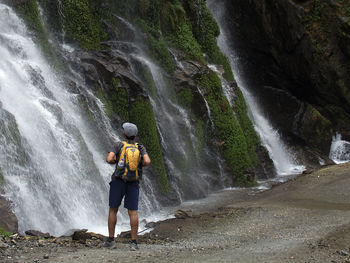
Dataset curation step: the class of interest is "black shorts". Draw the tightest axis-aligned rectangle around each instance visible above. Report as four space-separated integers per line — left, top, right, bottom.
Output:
109 178 139 210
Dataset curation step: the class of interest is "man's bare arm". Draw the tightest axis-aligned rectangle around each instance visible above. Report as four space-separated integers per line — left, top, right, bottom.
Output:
142 154 151 166
106 152 116 164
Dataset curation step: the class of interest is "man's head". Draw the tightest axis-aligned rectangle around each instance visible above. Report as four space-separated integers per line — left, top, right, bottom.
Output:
122 122 138 140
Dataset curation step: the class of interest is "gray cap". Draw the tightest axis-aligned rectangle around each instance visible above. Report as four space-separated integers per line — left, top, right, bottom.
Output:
122 122 138 137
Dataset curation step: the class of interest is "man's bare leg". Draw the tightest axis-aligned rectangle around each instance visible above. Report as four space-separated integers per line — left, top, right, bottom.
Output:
108 207 118 238
128 210 138 240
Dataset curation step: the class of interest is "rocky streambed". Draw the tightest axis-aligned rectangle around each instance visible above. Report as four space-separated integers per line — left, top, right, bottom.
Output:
1 163 350 263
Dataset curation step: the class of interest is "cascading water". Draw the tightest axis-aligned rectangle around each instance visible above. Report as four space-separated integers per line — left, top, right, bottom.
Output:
114 17 230 198
329 133 350 164
0 3 163 235
207 0 305 176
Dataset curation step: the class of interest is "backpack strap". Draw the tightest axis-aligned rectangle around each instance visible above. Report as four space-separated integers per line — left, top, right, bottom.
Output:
118 141 127 163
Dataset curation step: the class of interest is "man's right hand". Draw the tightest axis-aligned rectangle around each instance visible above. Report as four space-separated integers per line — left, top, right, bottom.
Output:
106 152 116 164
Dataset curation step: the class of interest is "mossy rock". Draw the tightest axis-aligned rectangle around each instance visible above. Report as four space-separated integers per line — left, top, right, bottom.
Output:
232 86 260 166
0 227 12 238
183 0 234 81
129 96 169 194
0 167 4 186
94 78 129 120
60 0 107 50
15 0 57 65
141 67 157 98
299 105 333 153
177 86 193 109
146 33 174 73
198 71 255 186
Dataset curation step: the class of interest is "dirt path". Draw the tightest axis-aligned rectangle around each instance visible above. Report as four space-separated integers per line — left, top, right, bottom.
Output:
1 163 350 262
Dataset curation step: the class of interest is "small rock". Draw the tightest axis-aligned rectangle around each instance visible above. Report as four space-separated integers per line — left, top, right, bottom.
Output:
303 169 313 174
0 240 9 249
9 234 19 239
43 254 49 259
38 240 46 247
118 230 131 238
145 222 157 228
336 250 349 256
72 229 91 243
174 210 190 219
25 230 50 239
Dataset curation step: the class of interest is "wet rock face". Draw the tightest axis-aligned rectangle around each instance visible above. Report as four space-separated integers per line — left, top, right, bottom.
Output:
0 195 18 233
5 0 29 7
221 0 350 154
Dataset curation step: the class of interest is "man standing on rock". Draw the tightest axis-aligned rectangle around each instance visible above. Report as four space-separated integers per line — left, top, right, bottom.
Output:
103 122 151 250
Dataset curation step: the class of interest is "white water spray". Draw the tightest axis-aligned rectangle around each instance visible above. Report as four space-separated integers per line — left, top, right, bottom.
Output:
0 3 164 236
329 133 350 164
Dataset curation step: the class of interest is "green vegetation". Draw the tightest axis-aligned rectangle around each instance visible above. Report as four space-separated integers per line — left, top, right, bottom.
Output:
339 0 350 17
232 87 260 165
110 78 129 120
195 118 205 152
77 96 95 122
16 0 57 64
177 86 193 109
129 97 169 194
311 107 333 141
183 0 233 81
95 78 129 119
0 227 12 238
141 67 157 98
0 167 4 186
168 22 204 62
60 0 107 50
198 71 255 186
146 33 174 73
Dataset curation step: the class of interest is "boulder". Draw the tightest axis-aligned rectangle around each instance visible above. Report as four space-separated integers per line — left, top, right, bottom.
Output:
25 230 50 238
0 195 18 233
174 210 190 219
72 229 91 243
5 0 29 7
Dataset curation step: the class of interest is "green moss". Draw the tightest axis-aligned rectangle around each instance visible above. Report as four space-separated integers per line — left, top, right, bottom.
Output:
94 79 129 119
232 87 260 166
147 33 174 73
109 78 129 120
160 0 186 34
129 97 169 194
96 86 114 117
184 0 233 81
141 66 157 98
60 0 107 50
77 96 95 122
195 118 205 152
177 86 193 109
16 0 57 65
0 227 12 238
311 107 333 140
168 22 204 62
198 71 254 185
0 167 4 186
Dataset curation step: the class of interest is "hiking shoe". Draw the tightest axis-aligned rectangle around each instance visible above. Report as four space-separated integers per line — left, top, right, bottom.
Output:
102 238 115 248
129 240 139 250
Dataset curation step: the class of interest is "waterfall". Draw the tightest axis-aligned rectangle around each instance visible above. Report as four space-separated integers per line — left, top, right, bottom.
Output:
329 133 350 164
115 17 231 198
0 3 164 236
207 0 305 176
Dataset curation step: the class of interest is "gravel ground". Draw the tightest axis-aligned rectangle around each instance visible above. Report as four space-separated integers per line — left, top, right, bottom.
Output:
1 163 350 263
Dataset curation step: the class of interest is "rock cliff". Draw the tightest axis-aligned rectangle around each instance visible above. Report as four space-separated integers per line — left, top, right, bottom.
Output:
219 0 350 161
